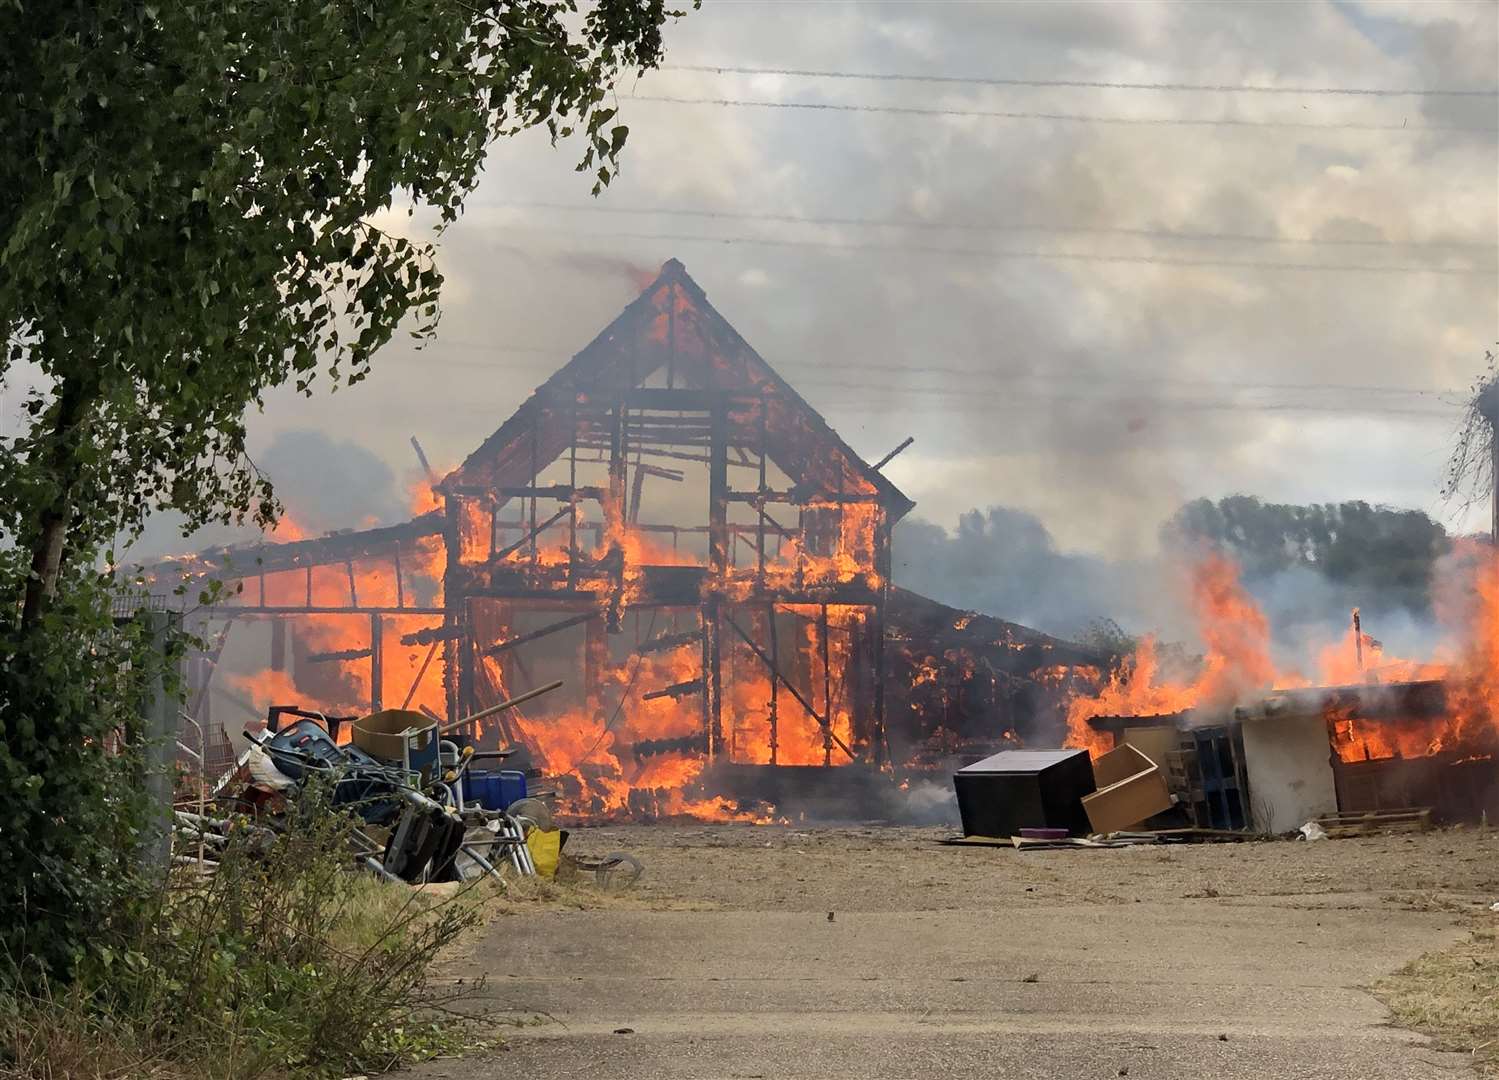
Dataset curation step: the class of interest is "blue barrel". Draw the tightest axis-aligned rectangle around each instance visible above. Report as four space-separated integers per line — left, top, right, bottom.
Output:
461 770 492 807
498 770 527 809
462 769 526 810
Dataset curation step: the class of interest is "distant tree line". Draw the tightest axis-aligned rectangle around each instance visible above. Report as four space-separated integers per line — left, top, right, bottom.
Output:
892 497 1453 639
1164 496 1450 613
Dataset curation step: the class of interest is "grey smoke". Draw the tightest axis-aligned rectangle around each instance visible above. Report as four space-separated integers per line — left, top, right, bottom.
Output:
893 504 1447 663
124 428 413 562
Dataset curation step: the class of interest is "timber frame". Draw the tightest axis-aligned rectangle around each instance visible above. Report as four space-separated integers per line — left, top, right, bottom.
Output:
436 259 913 765
160 260 916 770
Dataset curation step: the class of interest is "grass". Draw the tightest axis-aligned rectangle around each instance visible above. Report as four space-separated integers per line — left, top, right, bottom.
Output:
1375 926 1499 1074
0 795 500 1080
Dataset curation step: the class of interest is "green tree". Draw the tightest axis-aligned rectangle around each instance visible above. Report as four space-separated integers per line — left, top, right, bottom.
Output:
0 0 689 982
1163 495 1449 610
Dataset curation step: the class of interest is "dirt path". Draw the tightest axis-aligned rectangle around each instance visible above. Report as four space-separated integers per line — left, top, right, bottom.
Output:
409 825 1499 1079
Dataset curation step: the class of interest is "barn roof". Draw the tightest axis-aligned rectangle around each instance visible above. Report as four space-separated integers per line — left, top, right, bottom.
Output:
443 259 915 521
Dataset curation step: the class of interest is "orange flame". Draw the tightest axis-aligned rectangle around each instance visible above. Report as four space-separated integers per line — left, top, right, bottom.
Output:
1067 545 1499 767
1065 552 1276 756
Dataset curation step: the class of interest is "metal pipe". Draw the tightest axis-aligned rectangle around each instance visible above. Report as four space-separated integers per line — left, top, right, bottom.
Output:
439 680 564 736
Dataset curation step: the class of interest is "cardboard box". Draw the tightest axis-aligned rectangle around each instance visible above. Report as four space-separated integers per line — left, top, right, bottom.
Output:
352 709 438 784
1122 726 1178 775
1082 743 1173 833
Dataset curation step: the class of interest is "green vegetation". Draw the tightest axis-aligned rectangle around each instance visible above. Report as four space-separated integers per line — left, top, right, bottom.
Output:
0 793 489 1079
1 0 686 990
0 2 691 1073
1164 496 1449 611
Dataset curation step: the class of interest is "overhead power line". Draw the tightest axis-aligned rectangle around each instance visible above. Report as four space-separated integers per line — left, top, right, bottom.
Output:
422 341 1460 398
628 93 1496 135
439 390 1452 422
664 63 1499 99
503 226 1499 276
501 201 1496 252
785 379 1453 417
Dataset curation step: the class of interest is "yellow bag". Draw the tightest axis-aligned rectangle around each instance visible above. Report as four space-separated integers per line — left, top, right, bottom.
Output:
525 827 562 878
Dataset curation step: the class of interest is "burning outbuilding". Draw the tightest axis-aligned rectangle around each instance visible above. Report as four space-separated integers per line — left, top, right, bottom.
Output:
1067 553 1499 832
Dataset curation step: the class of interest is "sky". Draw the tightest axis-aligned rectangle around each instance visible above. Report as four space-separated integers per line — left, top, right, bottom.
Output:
12 0 1498 564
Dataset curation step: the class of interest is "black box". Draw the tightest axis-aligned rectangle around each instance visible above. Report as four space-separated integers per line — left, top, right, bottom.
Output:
953 749 1096 838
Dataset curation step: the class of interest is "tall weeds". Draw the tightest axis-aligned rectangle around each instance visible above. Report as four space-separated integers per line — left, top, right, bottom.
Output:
0 790 485 1079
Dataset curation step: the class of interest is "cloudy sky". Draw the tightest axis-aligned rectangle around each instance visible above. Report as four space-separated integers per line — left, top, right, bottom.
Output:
32 0 1499 561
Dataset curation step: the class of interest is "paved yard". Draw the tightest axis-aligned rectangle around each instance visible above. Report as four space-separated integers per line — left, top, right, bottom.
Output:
410 825 1499 1079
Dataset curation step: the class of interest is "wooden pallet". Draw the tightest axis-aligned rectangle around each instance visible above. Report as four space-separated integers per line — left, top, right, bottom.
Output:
1313 807 1433 837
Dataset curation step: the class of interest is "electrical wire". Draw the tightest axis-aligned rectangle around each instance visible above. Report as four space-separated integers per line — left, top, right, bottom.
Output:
627 93 1497 135
499 225 1499 276
416 344 1460 400
495 201 1497 252
663 63 1499 99
431 388 1457 421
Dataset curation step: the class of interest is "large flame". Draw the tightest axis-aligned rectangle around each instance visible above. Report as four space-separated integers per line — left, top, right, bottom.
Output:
1065 552 1276 755
214 472 880 821
1066 545 1499 766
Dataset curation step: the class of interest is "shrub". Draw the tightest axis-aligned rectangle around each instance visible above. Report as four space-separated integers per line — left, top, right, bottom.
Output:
0 786 486 1079
0 565 167 988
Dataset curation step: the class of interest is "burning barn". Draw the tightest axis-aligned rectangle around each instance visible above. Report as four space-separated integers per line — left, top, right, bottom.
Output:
151 260 1098 819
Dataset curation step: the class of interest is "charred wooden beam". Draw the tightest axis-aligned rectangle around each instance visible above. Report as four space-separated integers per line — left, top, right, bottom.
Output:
636 628 704 655
213 605 445 617
726 490 792 504
628 462 688 526
393 543 404 608
307 646 373 664
482 611 595 657
632 732 708 760
871 435 915 472
767 603 779 764
491 506 570 563
410 436 438 486
642 678 704 703
623 388 719 410
575 442 763 469
625 420 714 436
399 640 440 711
819 603 833 766
370 613 383 712
799 492 886 505
163 510 444 580
447 483 608 502
400 623 465 646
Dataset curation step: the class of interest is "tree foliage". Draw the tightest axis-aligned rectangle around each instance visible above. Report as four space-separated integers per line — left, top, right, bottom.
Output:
0 560 168 984
1164 495 1450 610
0 0 689 986
0 0 687 618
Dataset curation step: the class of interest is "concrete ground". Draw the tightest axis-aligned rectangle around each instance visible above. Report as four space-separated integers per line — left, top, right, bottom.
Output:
409 825 1499 1079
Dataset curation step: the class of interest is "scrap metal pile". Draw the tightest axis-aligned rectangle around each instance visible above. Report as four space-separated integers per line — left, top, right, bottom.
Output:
174 683 568 883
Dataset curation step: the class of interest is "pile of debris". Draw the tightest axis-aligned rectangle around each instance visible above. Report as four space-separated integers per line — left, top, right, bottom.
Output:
950 744 1191 849
948 692 1477 850
174 680 640 889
